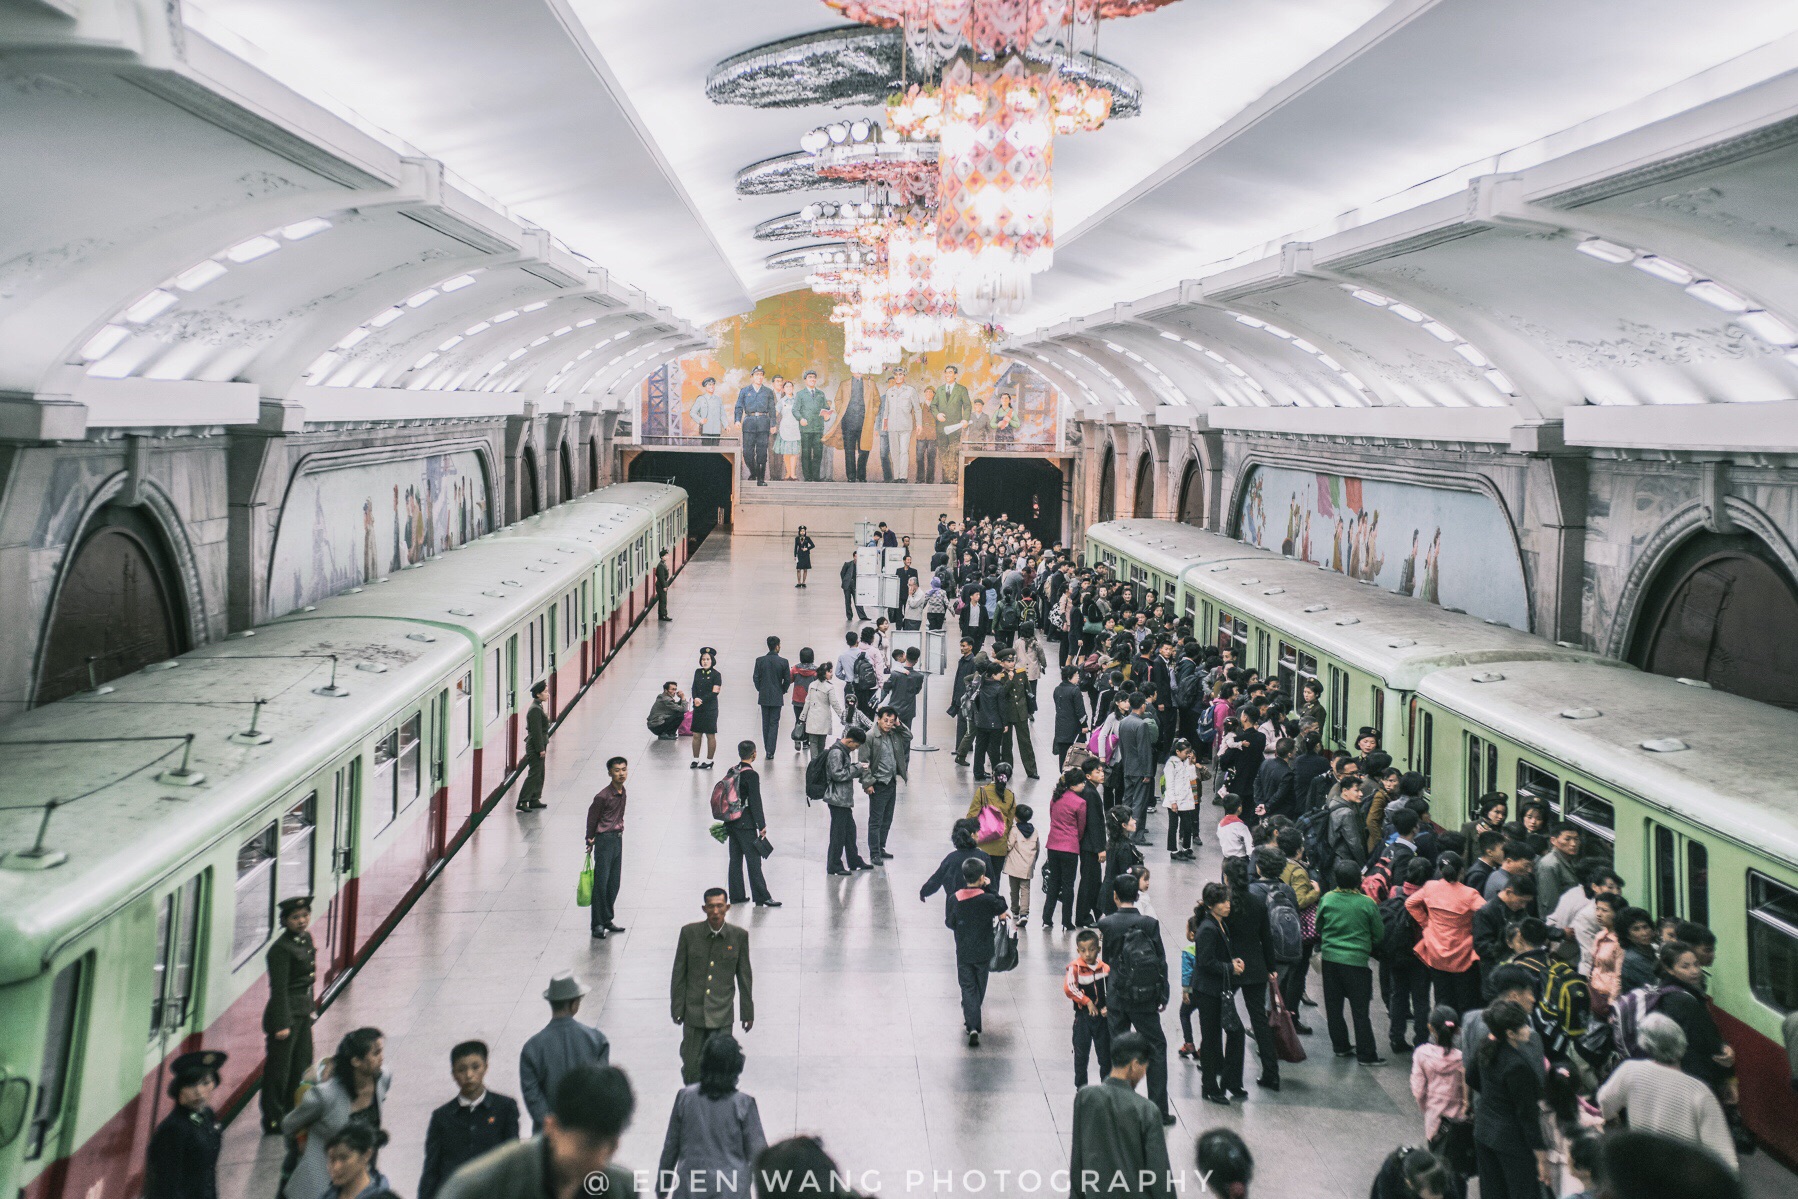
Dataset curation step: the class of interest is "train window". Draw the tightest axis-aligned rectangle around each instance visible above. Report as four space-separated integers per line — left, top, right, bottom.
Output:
455 671 474 753
1217 611 1246 661
233 823 278 966
1465 734 1499 816
1516 762 1561 815
26 958 82 1160
1328 667 1348 744
397 714 422 812
1562 784 1614 866
1653 825 1678 921
580 582 590 635
1748 873 1798 1013
1420 712 1433 788
488 649 502 721
564 594 574 646
1163 580 1176 601
1370 686 1385 742
1687 841 1709 928
150 874 202 1037
1255 630 1271 677
279 795 316 903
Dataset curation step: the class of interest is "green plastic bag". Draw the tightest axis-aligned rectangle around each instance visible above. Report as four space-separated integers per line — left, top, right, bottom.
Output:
708 821 729 844
576 851 594 907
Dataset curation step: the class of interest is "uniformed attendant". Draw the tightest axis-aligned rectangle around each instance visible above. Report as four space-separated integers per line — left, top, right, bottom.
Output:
262 896 316 1132
517 681 549 812
147 1050 226 1199
670 889 755 1084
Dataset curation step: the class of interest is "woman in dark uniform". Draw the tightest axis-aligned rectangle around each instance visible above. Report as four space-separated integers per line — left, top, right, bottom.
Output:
147 1050 226 1199
793 525 815 588
690 646 722 770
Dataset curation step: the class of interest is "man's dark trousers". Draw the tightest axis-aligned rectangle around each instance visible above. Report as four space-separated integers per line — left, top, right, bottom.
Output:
727 822 771 904
1075 850 1103 926
1107 1006 1169 1115
841 423 864 480
1322 960 1379 1062
1238 977 1280 1083
800 436 824 481
745 430 769 481
958 961 991 1032
760 704 782 757
1125 774 1153 832
825 805 866 872
590 831 623 931
867 780 897 858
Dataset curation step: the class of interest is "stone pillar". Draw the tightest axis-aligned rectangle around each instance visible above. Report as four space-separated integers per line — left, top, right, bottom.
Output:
503 405 539 523
544 408 570 507
225 401 304 631
1514 422 1588 643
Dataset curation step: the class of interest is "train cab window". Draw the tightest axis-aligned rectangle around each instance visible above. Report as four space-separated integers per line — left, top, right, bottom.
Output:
1653 825 1678 920
1747 873 1798 1013
455 671 474 753
279 795 316 903
1516 762 1561 816
1217 611 1246 661
151 874 202 1037
374 715 423 826
1407 702 1434 787
1465 734 1499 815
1328 667 1349 744
26 958 82 1160
1163 580 1176 602
233 823 278 966
1562 784 1615 867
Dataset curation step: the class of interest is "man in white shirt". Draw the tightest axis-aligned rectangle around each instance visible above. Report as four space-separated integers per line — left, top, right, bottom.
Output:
881 368 922 481
1548 863 1624 972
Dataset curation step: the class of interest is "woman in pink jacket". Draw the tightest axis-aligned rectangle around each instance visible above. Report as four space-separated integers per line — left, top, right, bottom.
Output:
1404 852 1486 1016
1410 1008 1466 1147
1587 892 1626 1018
1041 768 1088 931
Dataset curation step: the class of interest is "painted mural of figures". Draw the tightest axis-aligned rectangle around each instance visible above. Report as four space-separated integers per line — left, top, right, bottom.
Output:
1398 530 1418 596
1331 516 1344 573
363 498 379 582
1281 493 1300 557
1421 528 1442 604
1362 512 1384 581
1346 512 1362 580
1300 510 1312 561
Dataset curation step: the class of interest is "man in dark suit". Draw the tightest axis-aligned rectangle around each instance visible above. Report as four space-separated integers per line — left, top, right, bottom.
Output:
671 889 755 1083
1117 694 1156 844
752 635 791 756
1075 759 1109 926
516 681 549 811
724 742 778 907
1096 874 1174 1125
418 1041 520 1199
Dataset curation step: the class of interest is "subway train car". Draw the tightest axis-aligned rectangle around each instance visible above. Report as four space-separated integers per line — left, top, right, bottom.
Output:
1088 518 1798 1157
0 484 685 1199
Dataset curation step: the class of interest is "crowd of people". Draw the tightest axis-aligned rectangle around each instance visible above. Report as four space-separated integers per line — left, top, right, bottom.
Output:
150 515 1766 1199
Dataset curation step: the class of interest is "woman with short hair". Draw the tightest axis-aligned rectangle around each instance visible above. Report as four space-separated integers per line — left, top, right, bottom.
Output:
1597 1013 1736 1171
657 1034 768 1199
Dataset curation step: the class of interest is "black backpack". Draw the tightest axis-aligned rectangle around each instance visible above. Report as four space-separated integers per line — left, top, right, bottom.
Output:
1378 890 1420 962
1113 924 1164 1010
1298 806 1335 888
804 751 829 802
853 652 877 693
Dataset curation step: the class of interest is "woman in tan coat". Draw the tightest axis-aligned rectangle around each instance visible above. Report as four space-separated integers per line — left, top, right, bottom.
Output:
965 762 1017 858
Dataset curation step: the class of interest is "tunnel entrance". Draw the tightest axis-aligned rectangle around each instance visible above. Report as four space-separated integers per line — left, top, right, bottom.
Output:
629 451 734 542
962 457 1065 544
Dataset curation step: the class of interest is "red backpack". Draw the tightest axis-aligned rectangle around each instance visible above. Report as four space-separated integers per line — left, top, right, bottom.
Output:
710 765 745 821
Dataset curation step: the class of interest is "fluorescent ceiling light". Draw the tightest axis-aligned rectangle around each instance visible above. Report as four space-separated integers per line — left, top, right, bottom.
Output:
226 236 281 263
1633 255 1695 285
1738 310 1798 346
281 218 332 241
1484 369 1516 395
465 321 491 335
405 289 439 308
1349 289 1389 307
1317 354 1341 370
438 335 464 351
1421 321 1457 342
554 326 572 337
576 318 597 328
337 328 369 349
440 274 477 292
368 308 403 328
85 356 134 379
1262 324 1292 339
305 351 340 377
530 336 549 347
1233 314 1265 328
124 289 178 323
1159 330 1181 340
508 349 527 361
1453 342 1489 367
80 324 131 360
174 261 228 291
1292 338 1319 354
493 310 519 323
522 301 549 312
1387 303 1424 322
414 351 440 369
1575 238 1634 264
1684 280 1751 313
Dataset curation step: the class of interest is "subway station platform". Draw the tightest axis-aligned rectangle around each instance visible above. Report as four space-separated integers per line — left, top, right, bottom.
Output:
217 532 1785 1199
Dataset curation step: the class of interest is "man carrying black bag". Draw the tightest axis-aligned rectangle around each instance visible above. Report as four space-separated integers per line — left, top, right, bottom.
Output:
722 741 780 909
950 857 1009 1047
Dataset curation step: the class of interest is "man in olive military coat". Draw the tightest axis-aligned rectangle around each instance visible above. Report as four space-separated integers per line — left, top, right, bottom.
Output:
517 681 549 811
670 889 754 1083
261 897 315 1132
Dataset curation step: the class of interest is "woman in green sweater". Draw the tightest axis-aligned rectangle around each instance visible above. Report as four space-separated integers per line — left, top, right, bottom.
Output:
1316 861 1388 1066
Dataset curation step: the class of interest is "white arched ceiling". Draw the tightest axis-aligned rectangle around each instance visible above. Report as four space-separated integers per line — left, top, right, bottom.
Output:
1098 322 1269 408
1062 334 1189 408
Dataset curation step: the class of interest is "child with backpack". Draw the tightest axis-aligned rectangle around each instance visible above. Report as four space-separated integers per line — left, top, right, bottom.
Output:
1217 794 1253 874
1002 804 1040 927
1064 928 1112 1088
789 648 817 755
1178 912 1200 1063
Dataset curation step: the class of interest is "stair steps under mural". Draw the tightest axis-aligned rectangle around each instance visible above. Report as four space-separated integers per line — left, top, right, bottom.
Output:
733 481 958 540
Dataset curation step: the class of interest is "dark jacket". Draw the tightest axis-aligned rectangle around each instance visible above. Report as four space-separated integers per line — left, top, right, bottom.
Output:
1052 682 1087 745
1254 756 1296 819
950 889 1008 963
1656 980 1730 1084
950 655 979 717
1117 714 1155 777
731 764 767 833
751 652 790 708
1620 944 1659 993
1077 784 1108 855
1473 897 1522 985
1291 751 1330 810
1095 908 1169 1009
525 702 549 758
1218 727 1266 797
1327 797 1368 867
1191 916 1236 997
880 669 925 724
1467 1044 1546 1153
1069 1077 1174 1199
920 847 998 927
1303 768 1339 815
419 1092 521 1199
1222 884 1274 979
974 678 1009 731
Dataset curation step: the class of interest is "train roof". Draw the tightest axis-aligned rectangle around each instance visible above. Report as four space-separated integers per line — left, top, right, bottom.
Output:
1419 662 1798 870
1186 552 1615 689
579 481 685 517
0 617 467 985
1084 521 1267 578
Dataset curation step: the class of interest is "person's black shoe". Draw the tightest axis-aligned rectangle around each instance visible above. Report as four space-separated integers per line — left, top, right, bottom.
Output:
850 862 874 871
657 733 677 741
1161 1112 1179 1125
1358 1055 1389 1067
592 928 608 939
262 1119 283 1135
827 869 850 876
966 1029 979 1047
1334 1049 1355 1058
1299 995 1318 1007
689 760 700 769
1294 1022 1315 1036
605 923 626 933
1256 1076 1281 1091
755 899 784 908
1201 1088 1230 1106
1391 1039 1414 1054
1227 1088 1249 1100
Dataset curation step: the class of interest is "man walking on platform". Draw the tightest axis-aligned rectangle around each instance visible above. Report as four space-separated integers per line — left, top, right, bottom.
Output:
520 973 610 1129
260 896 316 1132
1097 874 1175 1126
735 365 775 486
752 636 791 756
517 681 550 812
584 756 629 939
723 742 778 907
794 370 830 481
862 706 907 863
655 549 673 621
1118 694 1155 844
824 726 873 874
671 889 755 1084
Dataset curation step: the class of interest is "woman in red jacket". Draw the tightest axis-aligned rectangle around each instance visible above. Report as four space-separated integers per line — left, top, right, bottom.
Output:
1405 852 1487 1016
1041 767 1089 931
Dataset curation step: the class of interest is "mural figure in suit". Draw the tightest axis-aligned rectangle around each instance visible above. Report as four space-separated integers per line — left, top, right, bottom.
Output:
834 375 881 482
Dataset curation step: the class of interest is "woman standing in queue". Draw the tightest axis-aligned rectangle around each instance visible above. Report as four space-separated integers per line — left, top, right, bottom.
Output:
691 647 722 770
281 1028 391 1199
1466 1000 1549 1199
1194 882 1247 1105
793 525 815 589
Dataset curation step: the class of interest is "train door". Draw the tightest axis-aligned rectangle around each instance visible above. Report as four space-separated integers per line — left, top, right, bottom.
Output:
1464 732 1499 819
1647 819 1710 926
505 635 521 770
323 762 360 983
546 605 560 716
24 955 86 1193
146 873 203 1131
1254 629 1271 678
1327 666 1349 747
429 687 450 863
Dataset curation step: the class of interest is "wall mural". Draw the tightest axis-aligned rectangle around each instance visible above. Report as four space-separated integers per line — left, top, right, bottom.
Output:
1236 465 1531 631
269 450 489 617
639 289 1061 482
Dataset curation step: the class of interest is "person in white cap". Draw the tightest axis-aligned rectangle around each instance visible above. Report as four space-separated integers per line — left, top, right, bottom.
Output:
519 972 610 1128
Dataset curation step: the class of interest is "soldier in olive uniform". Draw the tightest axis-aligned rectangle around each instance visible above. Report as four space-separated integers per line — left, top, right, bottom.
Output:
261 898 315 1132
517 680 549 811
670 889 754 1084
148 1049 227 1199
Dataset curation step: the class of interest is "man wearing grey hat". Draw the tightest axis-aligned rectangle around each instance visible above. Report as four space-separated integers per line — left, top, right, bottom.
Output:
519 973 610 1129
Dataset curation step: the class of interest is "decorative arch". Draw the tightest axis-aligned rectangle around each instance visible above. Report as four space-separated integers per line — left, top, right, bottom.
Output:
1176 456 1204 526
1096 444 1116 523
558 440 574 505
588 437 601 493
519 444 541 518
1132 450 1155 518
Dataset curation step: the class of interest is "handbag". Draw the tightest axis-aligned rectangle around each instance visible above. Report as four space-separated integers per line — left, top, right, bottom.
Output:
1429 1115 1476 1178
1220 987 1244 1036
576 851 594 907
752 833 774 859
989 915 1020 973
1298 902 1319 945
678 708 694 736
1268 979 1307 1063
975 803 1007 844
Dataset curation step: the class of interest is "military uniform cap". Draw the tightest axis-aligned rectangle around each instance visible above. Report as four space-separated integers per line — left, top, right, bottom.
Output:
278 896 312 918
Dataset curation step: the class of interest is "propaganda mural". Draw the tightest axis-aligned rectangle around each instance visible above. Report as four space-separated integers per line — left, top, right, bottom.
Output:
269 449 489 617
1237 466 1531 630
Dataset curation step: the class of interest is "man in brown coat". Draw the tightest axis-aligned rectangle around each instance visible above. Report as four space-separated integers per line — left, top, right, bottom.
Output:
670 889 754 1083
832 376 880 482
